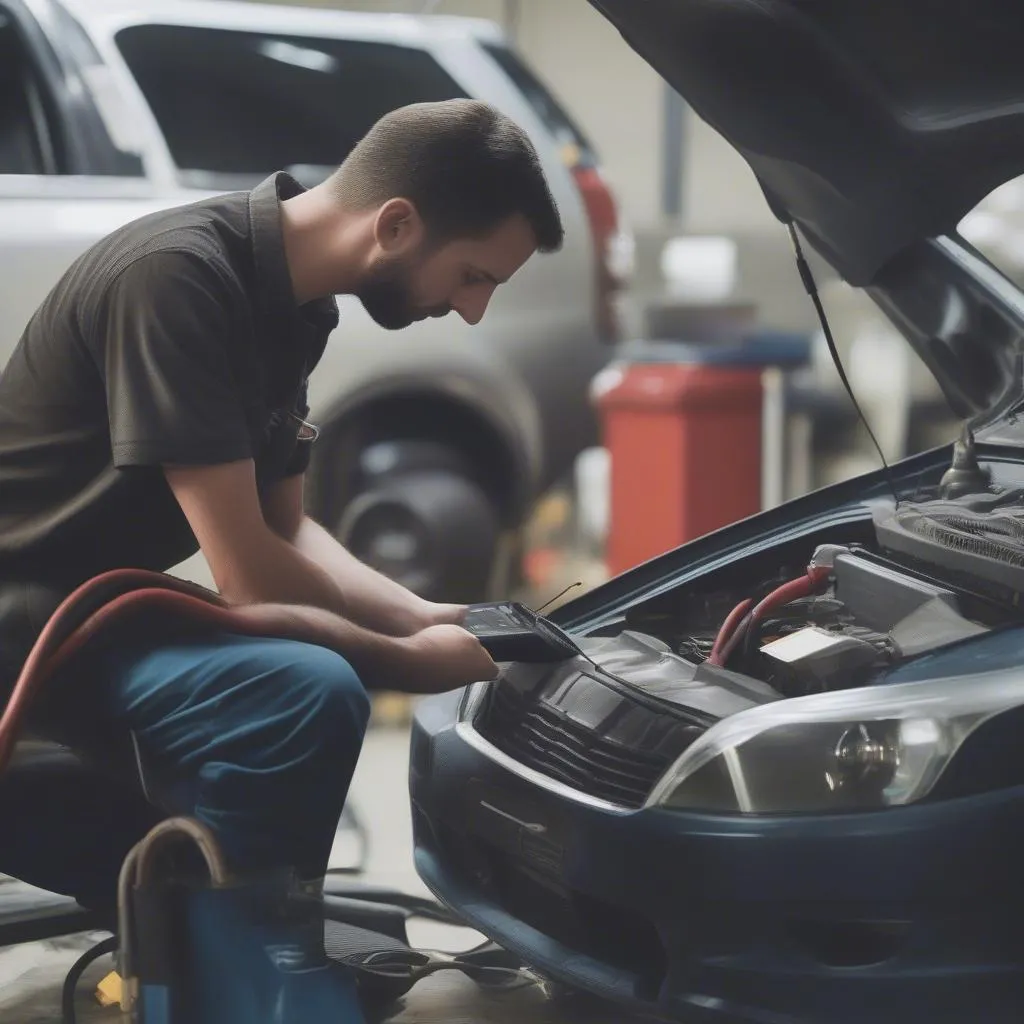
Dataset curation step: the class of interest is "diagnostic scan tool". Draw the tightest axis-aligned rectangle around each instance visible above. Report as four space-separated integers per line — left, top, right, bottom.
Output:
463 602 582 663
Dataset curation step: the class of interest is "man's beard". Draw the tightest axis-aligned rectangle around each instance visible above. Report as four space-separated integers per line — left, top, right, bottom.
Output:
357 255 449 330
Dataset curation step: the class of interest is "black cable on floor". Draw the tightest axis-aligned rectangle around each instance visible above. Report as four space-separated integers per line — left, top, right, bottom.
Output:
62 935 118 1024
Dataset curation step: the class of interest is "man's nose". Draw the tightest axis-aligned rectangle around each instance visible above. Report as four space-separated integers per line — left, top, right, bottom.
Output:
453 286 495 326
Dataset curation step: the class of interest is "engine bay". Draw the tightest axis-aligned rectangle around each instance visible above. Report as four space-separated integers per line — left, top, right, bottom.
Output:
473 442 1024 808
614 543 1010 701
600 432 1024 702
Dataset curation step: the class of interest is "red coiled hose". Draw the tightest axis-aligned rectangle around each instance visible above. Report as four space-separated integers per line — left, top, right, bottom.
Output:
0 569 259 777
707 597 753 665
707 563 833 668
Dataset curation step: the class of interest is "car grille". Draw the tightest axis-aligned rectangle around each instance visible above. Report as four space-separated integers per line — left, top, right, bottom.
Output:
476 677 703 809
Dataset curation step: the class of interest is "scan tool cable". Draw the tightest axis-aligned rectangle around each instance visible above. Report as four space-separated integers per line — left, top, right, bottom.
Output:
786 223 900 507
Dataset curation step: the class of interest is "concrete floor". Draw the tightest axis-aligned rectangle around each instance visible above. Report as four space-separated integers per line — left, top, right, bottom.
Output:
0 727 653 1024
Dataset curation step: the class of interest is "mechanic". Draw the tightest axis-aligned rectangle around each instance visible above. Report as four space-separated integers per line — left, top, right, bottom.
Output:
0 99 563 1019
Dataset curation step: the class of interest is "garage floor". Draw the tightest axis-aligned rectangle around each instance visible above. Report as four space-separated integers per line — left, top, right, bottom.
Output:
0 728 653 1024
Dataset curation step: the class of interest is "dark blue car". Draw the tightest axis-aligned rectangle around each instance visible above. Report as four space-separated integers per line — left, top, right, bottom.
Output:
409 2 1024 1021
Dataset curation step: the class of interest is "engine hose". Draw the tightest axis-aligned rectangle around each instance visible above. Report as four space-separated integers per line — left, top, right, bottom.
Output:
710 565 833 668
0 568 323 778
708 598 753 665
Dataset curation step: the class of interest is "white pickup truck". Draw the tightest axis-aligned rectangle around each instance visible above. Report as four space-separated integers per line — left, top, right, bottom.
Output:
0 0 628 601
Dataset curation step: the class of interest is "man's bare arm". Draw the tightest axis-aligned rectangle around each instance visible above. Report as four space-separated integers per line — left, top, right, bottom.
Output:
261 473 465 636
163 459 496 691
165 460 353 612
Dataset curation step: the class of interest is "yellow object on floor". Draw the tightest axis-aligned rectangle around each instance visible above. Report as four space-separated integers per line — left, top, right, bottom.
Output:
371 691 414 728
95 971 123 1008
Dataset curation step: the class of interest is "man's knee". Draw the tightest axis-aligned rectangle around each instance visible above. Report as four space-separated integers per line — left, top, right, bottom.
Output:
286 644 371 748
188 643 370 875
101 635 371 786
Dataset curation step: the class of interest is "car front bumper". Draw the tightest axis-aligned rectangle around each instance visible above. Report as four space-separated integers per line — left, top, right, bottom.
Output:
410 688 1024 1024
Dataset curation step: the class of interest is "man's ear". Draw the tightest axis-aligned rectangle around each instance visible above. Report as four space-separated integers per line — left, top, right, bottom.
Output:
373 198 423 254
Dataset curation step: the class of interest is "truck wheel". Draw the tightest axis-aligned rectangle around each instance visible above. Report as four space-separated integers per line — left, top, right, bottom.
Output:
335 469 501 604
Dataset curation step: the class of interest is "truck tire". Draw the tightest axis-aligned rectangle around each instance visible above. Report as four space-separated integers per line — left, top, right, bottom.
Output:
335 469 501 605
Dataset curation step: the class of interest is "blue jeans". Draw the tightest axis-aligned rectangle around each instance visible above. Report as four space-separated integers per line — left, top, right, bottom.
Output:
6 630 372 1024
22 630 370 905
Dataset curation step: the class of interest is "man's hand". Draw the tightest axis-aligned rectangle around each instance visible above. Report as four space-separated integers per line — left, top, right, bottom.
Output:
397 624 498 693
409 600 468 630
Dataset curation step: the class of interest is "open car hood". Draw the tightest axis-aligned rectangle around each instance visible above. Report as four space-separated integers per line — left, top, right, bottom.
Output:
588 0 1024 428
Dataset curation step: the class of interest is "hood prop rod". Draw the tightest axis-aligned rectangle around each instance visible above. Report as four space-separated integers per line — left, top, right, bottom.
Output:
786 223 900 506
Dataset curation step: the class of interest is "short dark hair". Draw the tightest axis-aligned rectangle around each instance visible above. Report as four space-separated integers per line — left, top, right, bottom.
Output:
328 99 563 252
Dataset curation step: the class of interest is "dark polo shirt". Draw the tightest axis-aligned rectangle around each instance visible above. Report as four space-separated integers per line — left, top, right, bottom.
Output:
0 172 338 697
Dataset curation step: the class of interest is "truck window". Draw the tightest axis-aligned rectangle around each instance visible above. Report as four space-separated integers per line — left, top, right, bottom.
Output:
482 42 597 169
0 6 65 174
115 25 466 189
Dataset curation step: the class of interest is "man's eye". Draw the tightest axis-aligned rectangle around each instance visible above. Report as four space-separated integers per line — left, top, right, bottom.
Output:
463 271 485 286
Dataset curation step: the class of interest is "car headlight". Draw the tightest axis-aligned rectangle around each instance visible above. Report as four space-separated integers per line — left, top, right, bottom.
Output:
647 669 1024 814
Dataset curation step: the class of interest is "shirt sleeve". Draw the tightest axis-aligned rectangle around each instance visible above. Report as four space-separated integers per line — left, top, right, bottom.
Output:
98 250 254 469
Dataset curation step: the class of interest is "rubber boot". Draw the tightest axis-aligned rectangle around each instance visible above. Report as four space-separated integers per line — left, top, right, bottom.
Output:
178 872 365 1024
